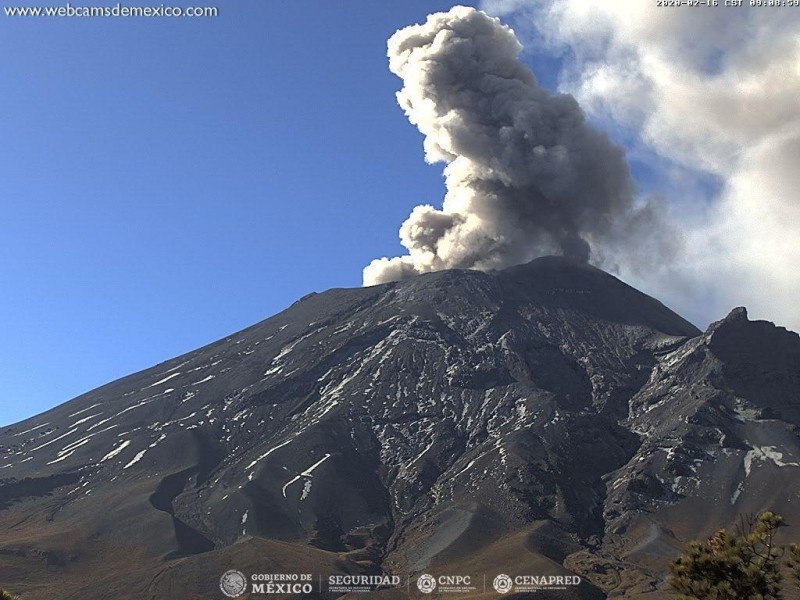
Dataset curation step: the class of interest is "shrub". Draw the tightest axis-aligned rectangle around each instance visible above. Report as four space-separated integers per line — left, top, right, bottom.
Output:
670 512 785 600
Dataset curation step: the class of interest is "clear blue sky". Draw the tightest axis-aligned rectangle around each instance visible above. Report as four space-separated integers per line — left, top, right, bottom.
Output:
2 0 501 426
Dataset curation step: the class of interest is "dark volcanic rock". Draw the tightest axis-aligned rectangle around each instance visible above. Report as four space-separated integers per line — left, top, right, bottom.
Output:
0 257 798 600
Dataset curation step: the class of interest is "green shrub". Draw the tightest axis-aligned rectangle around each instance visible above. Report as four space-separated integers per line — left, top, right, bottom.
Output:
670 512 787 600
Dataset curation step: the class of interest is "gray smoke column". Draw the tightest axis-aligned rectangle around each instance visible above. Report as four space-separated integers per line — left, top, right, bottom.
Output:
363 6 651 286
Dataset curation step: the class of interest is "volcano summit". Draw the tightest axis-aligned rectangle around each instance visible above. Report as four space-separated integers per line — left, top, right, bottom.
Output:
2 257 799 599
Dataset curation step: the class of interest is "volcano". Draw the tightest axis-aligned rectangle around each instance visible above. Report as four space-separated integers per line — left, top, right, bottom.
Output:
2 257 799 599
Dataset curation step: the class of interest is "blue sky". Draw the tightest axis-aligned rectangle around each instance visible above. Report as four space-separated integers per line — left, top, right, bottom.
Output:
1 1 497 426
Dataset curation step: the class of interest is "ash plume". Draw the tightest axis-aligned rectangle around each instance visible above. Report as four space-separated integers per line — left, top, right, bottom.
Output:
363 6 666 286
481 0 800 331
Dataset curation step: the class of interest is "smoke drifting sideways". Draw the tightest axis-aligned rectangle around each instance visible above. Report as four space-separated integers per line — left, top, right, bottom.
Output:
363 6 674 287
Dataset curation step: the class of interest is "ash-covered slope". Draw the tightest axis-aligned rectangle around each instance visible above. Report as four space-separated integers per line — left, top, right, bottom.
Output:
0 257 797 600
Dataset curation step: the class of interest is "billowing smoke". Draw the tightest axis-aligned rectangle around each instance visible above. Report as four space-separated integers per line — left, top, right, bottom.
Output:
480 0 800 331
363 6 669 286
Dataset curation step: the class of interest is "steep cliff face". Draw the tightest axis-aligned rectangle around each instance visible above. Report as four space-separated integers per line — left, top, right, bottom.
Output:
1 257 797 600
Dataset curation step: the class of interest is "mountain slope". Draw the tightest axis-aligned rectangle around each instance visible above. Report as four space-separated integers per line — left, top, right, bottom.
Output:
1 257 798 599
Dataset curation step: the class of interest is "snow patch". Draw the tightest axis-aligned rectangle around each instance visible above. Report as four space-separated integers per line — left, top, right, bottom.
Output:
101 440 131 462
59 436 93 455
744 446 800 478
47 450 79 465
164 359 191 374
69 413 102 428
731 482 744 505
87 416 116 432
282 453 331 498
147 372 181 387
12 422 51 437
300 479 313 500
245 436 296 470
123 449 147 469
91 424 120 435
68 403 103 418
148 434 167 449
115 392 171 419
29 428 77 452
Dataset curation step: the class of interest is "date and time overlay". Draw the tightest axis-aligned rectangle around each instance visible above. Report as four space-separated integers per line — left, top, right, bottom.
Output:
657 0 799 6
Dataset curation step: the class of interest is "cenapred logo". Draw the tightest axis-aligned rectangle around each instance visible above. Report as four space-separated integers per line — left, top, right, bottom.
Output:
493 574 513 594
493 573 582 594
219 570 248 598
417 573 437 594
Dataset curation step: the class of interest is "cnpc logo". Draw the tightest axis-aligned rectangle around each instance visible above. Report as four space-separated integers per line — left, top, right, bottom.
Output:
416 574 437 594
416 573 473 594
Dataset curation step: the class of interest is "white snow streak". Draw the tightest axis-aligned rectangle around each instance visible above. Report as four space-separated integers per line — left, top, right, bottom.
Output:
68 403 103 418
69 413 102 428
87 416 116 432
147 372 181 387
101 440 131 462
245 437 296 470
59 435 93 455
12 422 50 437
29 428 77 452
123 449 147 469
282 453 332 498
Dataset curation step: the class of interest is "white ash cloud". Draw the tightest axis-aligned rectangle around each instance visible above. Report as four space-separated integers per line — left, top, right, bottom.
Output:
363 6 675 287
480 0 800 331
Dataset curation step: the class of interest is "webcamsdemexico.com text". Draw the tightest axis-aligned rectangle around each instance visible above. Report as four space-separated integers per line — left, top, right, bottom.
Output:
4 3 218 17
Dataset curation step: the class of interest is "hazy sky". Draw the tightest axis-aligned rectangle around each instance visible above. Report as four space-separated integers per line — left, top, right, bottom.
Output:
2 1 797 426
